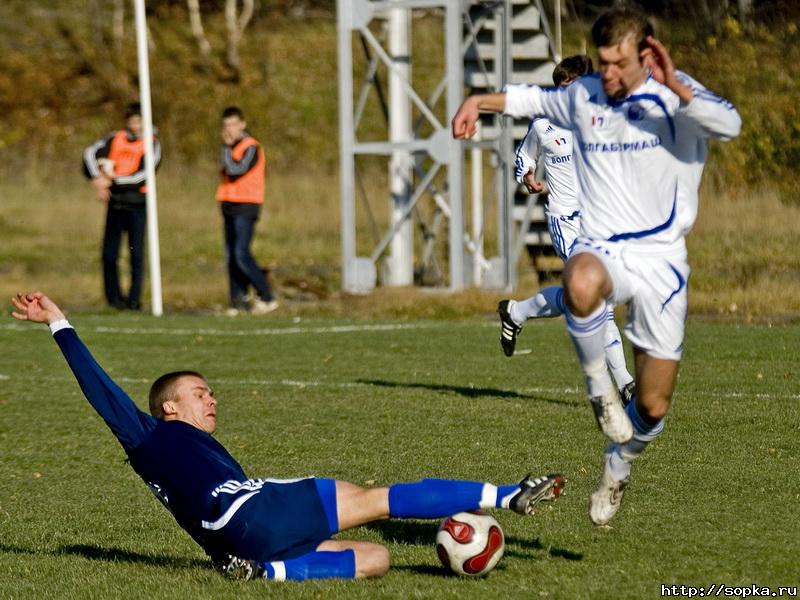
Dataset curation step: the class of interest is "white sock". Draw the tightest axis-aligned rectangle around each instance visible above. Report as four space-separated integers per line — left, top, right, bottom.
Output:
606 445 632 481
510 286 566 323
566 303 614 398
604 309 634 389
479 484 499 509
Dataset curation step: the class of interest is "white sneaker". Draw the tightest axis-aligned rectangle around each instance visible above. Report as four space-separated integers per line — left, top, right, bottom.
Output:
589 452 630 526
251 299 279 315
588 388 633 443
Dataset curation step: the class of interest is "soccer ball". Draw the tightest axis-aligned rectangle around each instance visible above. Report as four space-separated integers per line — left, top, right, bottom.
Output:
436 511 505 576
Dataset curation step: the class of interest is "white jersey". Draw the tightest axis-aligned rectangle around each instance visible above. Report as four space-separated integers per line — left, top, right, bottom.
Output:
504 72 741 248
514 118 580 215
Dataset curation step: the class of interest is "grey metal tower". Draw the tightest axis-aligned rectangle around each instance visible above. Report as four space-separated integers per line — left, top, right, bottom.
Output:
337 0 558 293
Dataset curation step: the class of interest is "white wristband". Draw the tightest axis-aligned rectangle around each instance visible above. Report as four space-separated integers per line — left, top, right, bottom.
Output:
49 319 73 335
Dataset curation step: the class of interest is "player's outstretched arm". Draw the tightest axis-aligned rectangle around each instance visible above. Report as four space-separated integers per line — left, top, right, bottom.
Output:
10 292 156 450
11 292 66 325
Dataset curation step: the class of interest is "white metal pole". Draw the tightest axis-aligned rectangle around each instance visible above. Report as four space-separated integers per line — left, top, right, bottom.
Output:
337 0 357 293
554 0 562 61
387 6 413 286
133 0 163 316
446 1 464 290
470 123 483 286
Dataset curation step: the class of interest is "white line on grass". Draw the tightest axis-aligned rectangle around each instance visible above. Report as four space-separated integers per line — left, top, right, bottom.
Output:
4 373 798 400
0 322 460 337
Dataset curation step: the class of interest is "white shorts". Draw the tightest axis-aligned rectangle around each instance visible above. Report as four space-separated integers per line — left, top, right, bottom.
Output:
546 209 581 262
571 237 691 361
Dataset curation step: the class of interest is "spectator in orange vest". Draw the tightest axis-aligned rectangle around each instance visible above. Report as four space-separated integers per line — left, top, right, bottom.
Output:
83 102 161 310
216 106 277 315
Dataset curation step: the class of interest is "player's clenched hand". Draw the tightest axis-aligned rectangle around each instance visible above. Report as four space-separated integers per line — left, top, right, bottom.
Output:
11 292 66 325
451 97 480 140
523 171 544 194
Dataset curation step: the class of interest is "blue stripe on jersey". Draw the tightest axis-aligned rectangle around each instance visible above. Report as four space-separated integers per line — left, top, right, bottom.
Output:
549 215 565 259
608 184 677 242
514 152 526 180
514 120 538 179
661 263 686 312
623 93 676 142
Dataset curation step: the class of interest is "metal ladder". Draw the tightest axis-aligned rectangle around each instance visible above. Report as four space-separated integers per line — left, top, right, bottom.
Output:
464 0 561 284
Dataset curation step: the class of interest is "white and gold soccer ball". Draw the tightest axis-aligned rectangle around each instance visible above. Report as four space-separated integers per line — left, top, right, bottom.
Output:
435 511 505 576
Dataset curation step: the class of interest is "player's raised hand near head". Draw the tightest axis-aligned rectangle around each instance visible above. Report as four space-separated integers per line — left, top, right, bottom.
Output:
644 36 693 103
11 292 66 325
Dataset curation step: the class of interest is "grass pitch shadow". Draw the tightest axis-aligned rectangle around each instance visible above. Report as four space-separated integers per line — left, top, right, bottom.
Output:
364 521 583 565
59 544 210 569
0 542 208 570
357 379 577 408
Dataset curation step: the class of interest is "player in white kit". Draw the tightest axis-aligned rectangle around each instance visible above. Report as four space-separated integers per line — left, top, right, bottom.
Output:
499 55 635 407
453 6 741 525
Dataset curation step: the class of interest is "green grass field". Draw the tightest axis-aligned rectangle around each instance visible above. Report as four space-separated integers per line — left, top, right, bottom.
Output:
1 313 798 599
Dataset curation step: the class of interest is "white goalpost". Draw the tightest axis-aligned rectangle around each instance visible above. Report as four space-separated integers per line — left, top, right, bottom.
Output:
133 0 163 316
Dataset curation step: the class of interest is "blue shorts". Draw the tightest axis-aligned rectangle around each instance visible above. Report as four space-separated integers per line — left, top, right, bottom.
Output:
205 477 339 562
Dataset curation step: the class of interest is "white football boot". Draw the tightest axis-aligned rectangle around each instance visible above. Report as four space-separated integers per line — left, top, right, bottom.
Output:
589 449 630 526
588 387 633 443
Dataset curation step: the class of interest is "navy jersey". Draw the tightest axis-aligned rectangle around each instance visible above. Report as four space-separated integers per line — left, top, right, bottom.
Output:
52 325 332 561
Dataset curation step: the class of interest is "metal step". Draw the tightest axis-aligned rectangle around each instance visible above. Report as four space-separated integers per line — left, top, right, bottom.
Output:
512 204 547 222
522 230 552 246
476 121 531 141
464 61 556 89
464 31 551 61
479 4 541 31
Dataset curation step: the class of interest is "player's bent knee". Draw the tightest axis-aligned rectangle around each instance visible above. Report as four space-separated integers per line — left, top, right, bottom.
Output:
638 396 670 421
563 254 612 315
355 545 391 578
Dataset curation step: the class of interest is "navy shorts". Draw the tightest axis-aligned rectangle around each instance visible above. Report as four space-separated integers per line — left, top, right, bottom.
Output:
208 477 339 561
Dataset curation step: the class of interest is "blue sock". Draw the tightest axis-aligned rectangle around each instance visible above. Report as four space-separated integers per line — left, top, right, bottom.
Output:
389 479 510 519
262 550 356 581
617 400 665 463
388 479 519 518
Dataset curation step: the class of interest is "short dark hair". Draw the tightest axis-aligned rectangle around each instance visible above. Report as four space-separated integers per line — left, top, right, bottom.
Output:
125 102 142 119
222 106 244 120
552 55 594 86
149 371 206 419
591 5 654 52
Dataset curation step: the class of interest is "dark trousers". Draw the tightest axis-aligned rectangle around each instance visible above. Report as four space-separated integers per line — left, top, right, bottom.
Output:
221 202 273 307
102 204 146 308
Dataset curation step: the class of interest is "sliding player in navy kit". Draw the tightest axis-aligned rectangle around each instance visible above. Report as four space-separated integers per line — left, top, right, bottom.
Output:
11 291 565 581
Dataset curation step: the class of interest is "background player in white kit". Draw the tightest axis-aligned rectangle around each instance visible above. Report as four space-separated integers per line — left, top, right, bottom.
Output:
453 6 741 525
498 55 635 408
